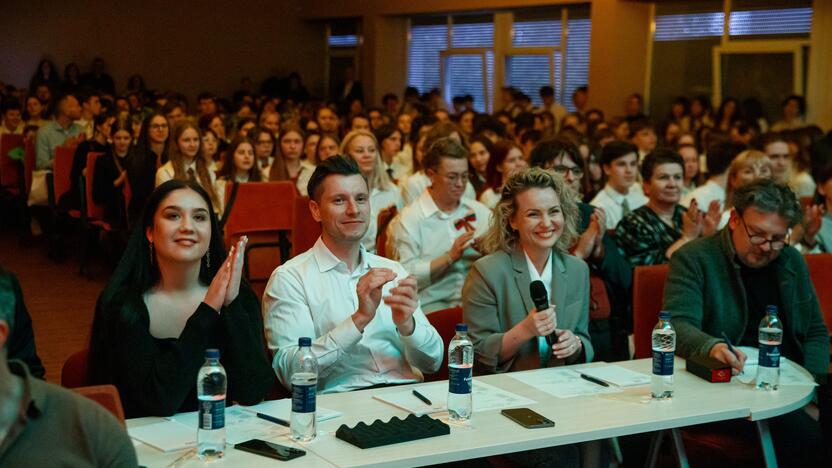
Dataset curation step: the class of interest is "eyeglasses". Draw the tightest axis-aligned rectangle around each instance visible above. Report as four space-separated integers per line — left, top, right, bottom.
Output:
150 124 168 130
738 216 789 250
439 172 468 185
551 165 584 178
256 140 274 146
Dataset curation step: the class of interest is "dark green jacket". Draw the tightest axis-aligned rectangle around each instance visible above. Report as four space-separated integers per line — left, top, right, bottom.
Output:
663 228 829 380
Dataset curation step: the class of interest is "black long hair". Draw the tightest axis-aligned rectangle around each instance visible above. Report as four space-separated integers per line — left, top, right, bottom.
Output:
87 180 227 384
125 112 169 222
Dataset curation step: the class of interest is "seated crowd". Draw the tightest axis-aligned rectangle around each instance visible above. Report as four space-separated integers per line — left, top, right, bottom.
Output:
2 58 832 467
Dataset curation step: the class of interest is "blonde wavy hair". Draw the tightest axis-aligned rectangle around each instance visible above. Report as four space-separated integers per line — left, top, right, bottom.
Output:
340 129 395 191
725 149 772 210
481 167 580 255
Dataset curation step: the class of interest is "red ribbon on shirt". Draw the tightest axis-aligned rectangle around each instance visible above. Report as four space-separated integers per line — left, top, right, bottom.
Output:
454 212 477 231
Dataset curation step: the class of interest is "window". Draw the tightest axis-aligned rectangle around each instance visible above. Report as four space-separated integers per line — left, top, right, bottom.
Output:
513 19 561 47
504 54 561 108
654 12 725 41
407 20 448 94
565 17 591 112
729 8 812 36
328 35 360 47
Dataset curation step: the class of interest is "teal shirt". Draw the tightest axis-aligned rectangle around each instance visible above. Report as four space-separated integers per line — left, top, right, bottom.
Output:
663 228 829 380
35 120 83 169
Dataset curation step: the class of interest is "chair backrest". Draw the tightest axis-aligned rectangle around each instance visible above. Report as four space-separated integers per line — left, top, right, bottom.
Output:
73 385 126 426
61 348 89 388
0 134 24 190
424 306 462 382
85 152 106 219
224 182 296 244
291 196 321 257
375 205 398 258
51 145 75 206
805 253 832 333
632 264 670 359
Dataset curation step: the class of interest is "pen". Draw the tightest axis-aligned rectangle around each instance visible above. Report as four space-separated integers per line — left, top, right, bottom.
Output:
720 332 743 375
580 373 610 387
412 389 433 405
255 412 290 427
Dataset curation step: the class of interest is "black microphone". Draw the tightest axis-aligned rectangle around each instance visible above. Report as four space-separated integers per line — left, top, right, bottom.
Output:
530 280 556 346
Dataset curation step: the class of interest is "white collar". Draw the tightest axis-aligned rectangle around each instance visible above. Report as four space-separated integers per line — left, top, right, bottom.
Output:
312 237 370 274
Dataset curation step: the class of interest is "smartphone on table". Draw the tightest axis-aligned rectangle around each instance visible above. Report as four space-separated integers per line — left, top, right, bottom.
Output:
235 439 306 461
501 408 555 429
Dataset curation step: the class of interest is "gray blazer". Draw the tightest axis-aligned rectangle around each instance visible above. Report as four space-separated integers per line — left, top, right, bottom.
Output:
462 246 593 374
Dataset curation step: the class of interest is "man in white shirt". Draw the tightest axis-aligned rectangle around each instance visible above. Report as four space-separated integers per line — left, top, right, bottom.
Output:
390 138 492 313
263 155 443 393
681 141 746 210
0 100 24 136
538 86 567 133
74 88 102 140
590 141 648 230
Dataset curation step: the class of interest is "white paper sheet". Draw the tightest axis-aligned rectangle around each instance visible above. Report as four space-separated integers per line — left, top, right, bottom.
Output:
577 365 651 387
735 346 817 386
240 399 342 422
506 368 623 398
372 380 536 415
168 405 290 445
128 420 197 452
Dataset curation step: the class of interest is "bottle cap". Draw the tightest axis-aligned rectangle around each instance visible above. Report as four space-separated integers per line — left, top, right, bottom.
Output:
298 337 312 347
658 311 671 320
455 323 468 332
205 348 220 359
765 305 778 316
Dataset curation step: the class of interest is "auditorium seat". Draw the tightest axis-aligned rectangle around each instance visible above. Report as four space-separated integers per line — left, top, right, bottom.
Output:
73 385 126 426
61 348 89 388
49 145 79 216
424 306 462 382
804 253 832 372
632 264 669 359
0 134 24 195
375 205 398 258
290 196 320 257
79 152 109 276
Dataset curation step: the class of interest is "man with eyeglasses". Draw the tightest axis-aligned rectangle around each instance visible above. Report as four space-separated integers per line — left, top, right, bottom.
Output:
664 179 827 465
390 138 492 313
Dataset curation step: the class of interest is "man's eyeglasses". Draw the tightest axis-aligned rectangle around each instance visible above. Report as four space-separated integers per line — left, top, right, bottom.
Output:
439 172 468 185
739 216 789 250
150 124 168 130
551 165 584 178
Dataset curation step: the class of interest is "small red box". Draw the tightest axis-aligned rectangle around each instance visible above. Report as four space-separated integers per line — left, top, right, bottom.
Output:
685 355 732 383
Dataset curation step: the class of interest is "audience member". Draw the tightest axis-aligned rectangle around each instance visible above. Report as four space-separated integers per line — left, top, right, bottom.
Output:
467 135 492 196
87 180 273 417
539 86 567 134
391 138 491 313
316 133 340 162
681 141 746 210
91 119 132 230
248 126 275 177
0 99 24 136
35 93 84 170
720 149 773 228
156 122 220 212
23 95 48 128
374 124 406 182
664 180 827 466
479 140 526 209
714 97 741 133
125 112 169 223
615 149 712 267
263 155 442 392
76 87 103 139
303 130 321 165
771 95 806 132
629 119 657 161
677 143 700 197
268 124 315 196
0 267 45 379
62 113 115 211
80 57 116 95
258 110 280 137
316 106 340 139
590 141 648 230
800 158 832 253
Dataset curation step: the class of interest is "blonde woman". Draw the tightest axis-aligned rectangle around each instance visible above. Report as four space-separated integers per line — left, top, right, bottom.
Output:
341 129 403 253
718 149 772 229
155 121 220 211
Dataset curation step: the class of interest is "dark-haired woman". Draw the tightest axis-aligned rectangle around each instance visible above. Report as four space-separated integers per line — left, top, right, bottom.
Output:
60 113 115 211
268 124 315 196
126 112 170 224
468 135 492 196
93 119 133 230
216 137 262 211
155 122 221 212
87 180 273 418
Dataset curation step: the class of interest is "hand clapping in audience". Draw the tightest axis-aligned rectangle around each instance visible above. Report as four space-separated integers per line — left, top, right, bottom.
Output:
204 236 248 311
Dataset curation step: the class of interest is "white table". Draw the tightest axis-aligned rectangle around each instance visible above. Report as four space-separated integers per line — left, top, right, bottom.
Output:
131 358 815 468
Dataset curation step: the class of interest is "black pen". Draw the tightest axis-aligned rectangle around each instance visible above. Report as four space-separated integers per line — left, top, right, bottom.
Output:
255 412 290 427
720 332 743 375
412 389 433 405
580 373 610 387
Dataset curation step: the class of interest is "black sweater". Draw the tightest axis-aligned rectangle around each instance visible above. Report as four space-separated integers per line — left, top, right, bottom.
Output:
92 285 274 418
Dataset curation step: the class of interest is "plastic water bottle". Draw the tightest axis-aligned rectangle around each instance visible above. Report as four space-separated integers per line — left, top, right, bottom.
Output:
197 348 226 459
448 323 474 422
756 305 783 391
651 311 675 399
291 337 318 441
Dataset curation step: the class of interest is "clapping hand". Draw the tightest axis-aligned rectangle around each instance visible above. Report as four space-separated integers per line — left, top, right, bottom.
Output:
682 199 704 239
803 204 824 247
204 236 248 311
383 275 419 336
353 268 398 332
702 200 721 237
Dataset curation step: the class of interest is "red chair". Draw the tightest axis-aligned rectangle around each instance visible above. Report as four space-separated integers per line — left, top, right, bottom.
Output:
73 385 126 426
632 264 669 359
61 348 89 388
290 196 321 257
223 182 296 296
375 205 398 258
0 134 24 194
23 139 35 196
805 253 832 372
49 145 80 216
424 306 462 382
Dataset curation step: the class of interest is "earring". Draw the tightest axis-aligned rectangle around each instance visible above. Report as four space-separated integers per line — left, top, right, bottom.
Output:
205 249 211 269
149 242 154 266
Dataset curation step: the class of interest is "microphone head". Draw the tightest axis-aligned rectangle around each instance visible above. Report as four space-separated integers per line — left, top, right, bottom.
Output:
529 280 548 310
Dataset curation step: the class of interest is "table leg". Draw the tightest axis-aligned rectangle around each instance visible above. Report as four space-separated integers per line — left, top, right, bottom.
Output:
645 430 664 468
756 420 778 468
670 428 689 468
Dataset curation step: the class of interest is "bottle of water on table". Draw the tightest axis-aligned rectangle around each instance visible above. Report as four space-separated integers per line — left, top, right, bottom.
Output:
651 311 675 399
448 323 473 422
197 348 226 459
291 337 318 441
756 305 783 391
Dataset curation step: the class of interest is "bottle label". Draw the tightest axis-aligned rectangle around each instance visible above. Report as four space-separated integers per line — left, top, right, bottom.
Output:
652 350 674 376
199 399 225 430
758 343 781 368
292 384 316 413
448 366 472 395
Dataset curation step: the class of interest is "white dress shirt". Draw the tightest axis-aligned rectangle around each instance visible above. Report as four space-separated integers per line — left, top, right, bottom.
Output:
680 179 724 211
590 183 648 230
262 238 443 393
391 190 492 313
155 159 217 189
399 172 476 206
295 160 316 197
479 187 501 209
361 185 403 253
